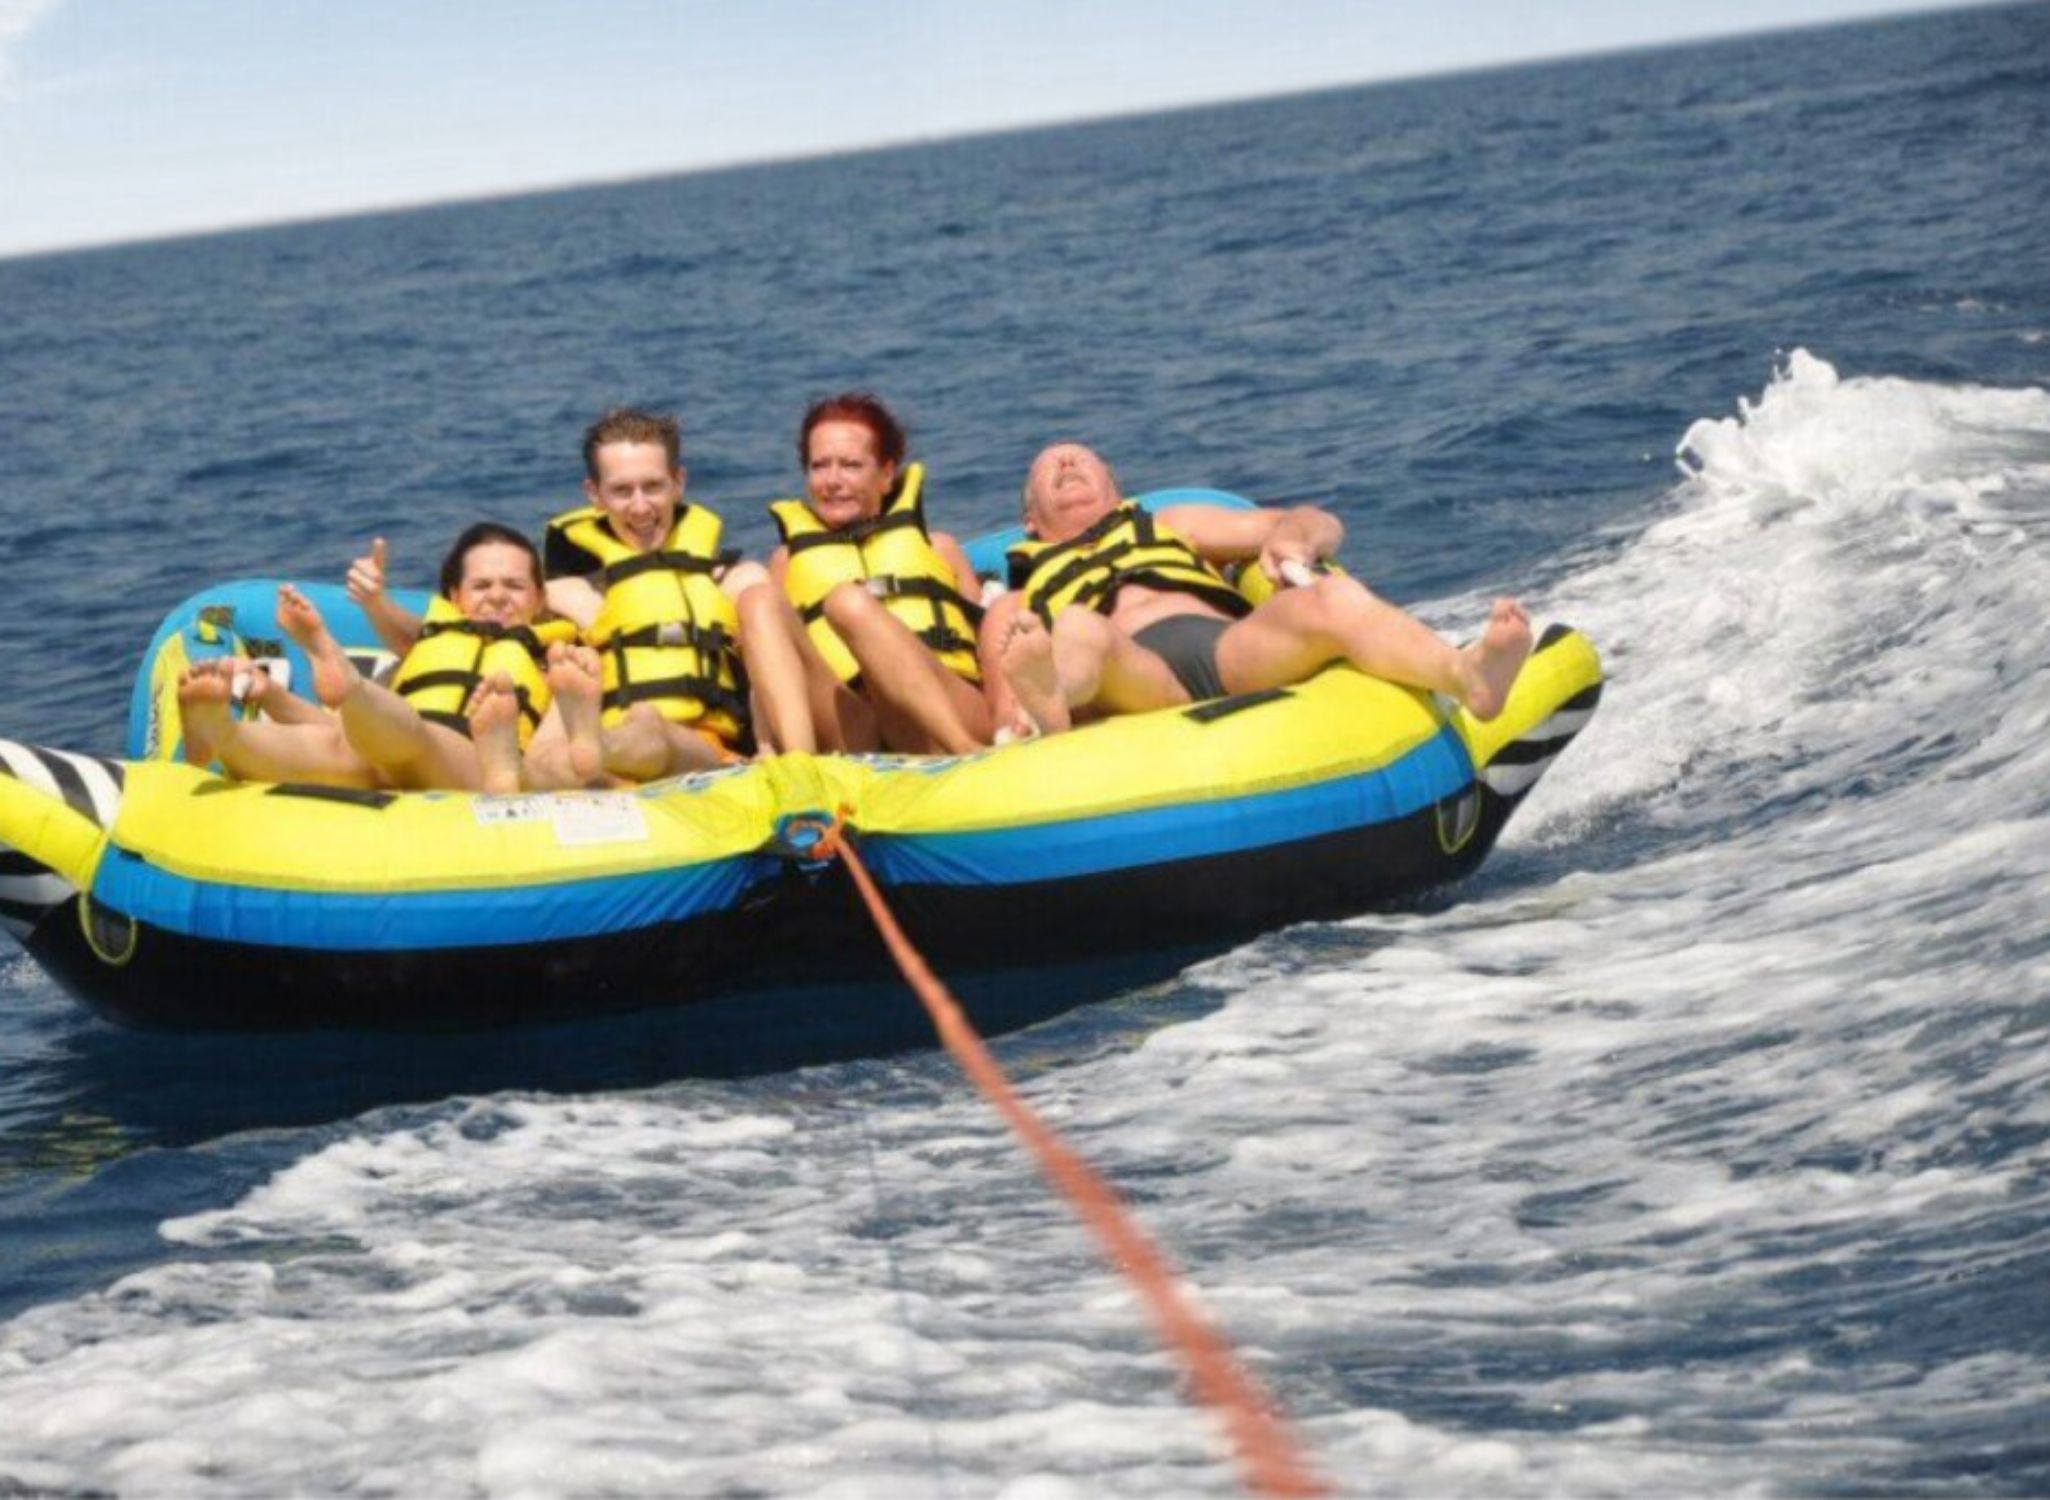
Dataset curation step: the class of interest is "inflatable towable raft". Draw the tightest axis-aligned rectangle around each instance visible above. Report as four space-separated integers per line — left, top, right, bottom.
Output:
0 493 1602 1039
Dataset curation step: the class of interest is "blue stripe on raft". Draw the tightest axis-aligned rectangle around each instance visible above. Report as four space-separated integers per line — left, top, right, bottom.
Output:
862 722 1475 886
90 852 775 951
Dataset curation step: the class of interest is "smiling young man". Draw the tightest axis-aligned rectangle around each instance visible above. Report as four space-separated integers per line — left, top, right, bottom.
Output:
541 408 814 777
984 442 1534 736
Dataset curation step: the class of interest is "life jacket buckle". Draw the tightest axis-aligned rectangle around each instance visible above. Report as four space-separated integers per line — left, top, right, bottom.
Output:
656 622 689 648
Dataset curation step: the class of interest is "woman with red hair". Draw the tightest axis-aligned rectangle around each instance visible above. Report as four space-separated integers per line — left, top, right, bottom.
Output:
766 393 992 754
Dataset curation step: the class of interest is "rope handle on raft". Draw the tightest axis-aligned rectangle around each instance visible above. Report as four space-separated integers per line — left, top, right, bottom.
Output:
789 809 1328 1499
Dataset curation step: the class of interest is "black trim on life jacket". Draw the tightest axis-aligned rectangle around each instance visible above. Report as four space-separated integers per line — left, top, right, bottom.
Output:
602 676 752 726
782 507 922 555
1009 506 1251 626
403 675 542 737
605 622 738 655
601 546 742 588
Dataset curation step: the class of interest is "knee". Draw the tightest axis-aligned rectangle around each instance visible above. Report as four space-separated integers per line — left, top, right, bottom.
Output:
735 580 782 632
1298 573 1373 630
1050 608 1110 650
617 703 664 737
723 560 771 596
821 580 883 633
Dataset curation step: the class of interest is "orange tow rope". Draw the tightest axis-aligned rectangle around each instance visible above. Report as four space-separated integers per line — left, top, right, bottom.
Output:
815 816 1327 1499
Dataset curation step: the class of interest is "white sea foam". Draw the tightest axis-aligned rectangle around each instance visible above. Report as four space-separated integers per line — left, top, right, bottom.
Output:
1514 347 2050 837
4 353 2049 1494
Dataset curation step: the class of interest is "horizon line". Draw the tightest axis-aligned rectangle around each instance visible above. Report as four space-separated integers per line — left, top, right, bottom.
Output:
0 1 1993 266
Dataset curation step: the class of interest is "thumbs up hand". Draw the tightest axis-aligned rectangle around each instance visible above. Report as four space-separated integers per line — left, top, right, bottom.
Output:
347 537 390 607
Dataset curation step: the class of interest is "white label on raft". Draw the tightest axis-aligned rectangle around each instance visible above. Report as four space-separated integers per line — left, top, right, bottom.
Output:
472 793 650 845
549 795 648 846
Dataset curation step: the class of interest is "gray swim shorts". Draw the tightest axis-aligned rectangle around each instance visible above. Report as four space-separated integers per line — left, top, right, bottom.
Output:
1132 614 1231 702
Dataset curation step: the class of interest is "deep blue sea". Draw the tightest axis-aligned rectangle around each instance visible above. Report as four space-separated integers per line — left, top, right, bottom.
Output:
4 6 2050 1494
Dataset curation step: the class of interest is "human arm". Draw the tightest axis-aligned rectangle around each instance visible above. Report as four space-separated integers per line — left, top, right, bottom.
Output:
545 573 603 631
1159 503 1344 581
346 537 425 656
932 532 985 605
721 554 820 756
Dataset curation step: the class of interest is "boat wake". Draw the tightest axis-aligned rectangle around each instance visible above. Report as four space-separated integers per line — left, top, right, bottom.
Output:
4 353 2049 1496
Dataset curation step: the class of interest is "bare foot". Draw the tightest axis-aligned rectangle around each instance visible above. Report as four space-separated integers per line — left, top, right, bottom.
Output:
548 642 606 786
177 662 238 767
1457 599 1533 721
276 585 360 708
999 613 1072 735
468 673 525 794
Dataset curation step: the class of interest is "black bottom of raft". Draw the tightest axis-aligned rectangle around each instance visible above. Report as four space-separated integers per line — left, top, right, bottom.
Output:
25 783 1518 1046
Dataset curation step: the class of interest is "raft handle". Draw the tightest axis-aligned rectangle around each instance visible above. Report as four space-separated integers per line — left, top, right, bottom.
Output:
263 782 398 810
1183 687 1293 724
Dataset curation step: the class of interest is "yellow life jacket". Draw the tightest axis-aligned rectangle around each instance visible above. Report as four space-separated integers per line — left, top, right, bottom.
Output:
544 504 748 744
389 597 577 750
767 465 983 688
1005 502 1252 627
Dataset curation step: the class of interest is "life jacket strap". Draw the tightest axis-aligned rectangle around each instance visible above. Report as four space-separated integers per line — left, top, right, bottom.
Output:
410 683 541 731
916 624 983 662
602 676 751 726
1025 539 1140 623
418 708 474 740
795 575 984 629
865 573 986 625
608 621 737 654
397 668 481 696
414 618 549 662
601 547 740 588
784 507 922 554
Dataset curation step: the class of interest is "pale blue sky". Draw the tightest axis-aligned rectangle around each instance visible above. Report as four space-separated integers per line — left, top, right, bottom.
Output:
0 0 1989 259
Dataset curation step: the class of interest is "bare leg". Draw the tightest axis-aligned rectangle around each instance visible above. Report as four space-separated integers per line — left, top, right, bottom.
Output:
469 674 525 795
1215 577 1533 720
998 608 1187 735
600 704 723 782
177 664 375 786
1057 609 1189 718
282 584 481 787
335 680 482 789
821 583 990 754
732 578 818 755
779 590 878 754
275 585 360 708
240 664 327 726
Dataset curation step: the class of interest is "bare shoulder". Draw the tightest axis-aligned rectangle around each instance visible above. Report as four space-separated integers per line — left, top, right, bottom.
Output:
932 532 983 598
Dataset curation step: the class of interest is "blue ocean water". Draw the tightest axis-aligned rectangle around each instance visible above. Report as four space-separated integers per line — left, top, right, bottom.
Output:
3 5 2050 1494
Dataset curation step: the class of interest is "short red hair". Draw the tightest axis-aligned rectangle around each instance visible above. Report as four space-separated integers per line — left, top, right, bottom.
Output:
798 392 908 471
